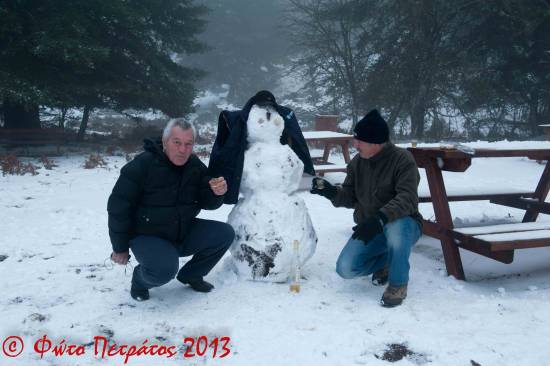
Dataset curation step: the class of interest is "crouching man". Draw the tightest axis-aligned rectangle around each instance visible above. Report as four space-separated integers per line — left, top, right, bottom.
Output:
108 118 234 301
311 110 422 307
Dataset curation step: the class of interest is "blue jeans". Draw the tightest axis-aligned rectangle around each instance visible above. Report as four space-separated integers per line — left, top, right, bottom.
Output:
336 216 421 286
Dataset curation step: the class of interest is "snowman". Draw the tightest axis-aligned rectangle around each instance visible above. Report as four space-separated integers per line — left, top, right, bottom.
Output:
227 104 317 281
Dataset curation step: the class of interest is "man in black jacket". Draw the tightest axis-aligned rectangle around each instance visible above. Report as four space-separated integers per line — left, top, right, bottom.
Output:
108 119 234 301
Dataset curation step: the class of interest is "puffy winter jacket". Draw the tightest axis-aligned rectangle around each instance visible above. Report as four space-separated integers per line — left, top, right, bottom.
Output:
107 139 223 252
331 143 423 226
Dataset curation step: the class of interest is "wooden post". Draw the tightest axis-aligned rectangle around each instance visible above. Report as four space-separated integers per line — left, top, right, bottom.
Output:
523 160 550 222
424 158 466 280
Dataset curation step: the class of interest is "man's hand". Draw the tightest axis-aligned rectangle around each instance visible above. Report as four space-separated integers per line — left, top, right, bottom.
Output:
310 178 337 200
351 214 387 243
209 176 227 196
111 251 130 265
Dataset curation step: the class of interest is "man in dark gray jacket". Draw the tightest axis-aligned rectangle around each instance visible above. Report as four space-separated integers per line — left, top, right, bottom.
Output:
108 119 234 301
311 109 422 307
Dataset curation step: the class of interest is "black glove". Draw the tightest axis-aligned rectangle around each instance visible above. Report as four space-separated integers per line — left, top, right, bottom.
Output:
351 213 388 243
310 178 337 200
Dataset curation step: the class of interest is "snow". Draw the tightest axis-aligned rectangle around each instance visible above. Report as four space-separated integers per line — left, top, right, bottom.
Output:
1 140 550 365
314 164 348 170
303 131 353 139
455 222 550 235
338 117 353 132
193 89 230 109
475 229 550 242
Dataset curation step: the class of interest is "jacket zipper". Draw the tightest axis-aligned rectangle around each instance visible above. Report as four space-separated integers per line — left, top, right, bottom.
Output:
176 169 184 241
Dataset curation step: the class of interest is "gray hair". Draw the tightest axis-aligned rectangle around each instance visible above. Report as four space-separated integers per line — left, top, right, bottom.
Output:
162 118 196 141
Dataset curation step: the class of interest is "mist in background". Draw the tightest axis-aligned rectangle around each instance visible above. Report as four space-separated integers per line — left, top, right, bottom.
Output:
187 0 292 105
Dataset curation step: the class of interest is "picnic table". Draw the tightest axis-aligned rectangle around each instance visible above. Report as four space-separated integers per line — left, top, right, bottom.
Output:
540 124 550 140
408 146 550 280
303 131 353 175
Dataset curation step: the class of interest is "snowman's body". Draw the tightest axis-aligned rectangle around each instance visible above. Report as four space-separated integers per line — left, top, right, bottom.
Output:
228 105 317 281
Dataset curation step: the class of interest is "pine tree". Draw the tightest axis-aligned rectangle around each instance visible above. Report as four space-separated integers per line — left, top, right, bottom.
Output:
0 0 207 129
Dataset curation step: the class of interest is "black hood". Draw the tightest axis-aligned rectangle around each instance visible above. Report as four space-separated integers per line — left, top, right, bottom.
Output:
239 95 257 122
143 138 164 157
240 94 286 123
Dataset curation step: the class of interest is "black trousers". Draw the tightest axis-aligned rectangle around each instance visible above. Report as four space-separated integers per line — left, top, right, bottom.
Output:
130 218 234 289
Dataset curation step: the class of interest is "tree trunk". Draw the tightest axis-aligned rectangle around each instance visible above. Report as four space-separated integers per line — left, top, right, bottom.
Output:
77 105 91 141
410 104 426 139
2 99 41 129
527 95 541 137
387 99 405 139
59 107 68 129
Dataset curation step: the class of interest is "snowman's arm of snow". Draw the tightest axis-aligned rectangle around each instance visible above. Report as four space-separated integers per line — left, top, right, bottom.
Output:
329 163 357 209
107 155 148 252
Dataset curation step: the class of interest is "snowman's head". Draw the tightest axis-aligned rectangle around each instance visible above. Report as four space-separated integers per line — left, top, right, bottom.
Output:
246 104 284 144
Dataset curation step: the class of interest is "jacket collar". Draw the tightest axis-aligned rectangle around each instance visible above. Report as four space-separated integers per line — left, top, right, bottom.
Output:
365 142 395 163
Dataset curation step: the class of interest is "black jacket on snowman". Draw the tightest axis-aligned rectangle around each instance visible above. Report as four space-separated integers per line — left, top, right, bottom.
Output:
208 96 315 204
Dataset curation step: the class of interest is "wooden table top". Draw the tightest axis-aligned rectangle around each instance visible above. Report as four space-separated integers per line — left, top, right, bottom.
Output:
408 147 550 159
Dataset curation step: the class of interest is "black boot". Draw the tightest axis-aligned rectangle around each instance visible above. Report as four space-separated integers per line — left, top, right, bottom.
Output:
177 274 214 293
131 265 150 301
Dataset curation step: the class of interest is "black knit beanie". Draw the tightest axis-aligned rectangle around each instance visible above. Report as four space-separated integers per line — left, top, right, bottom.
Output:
353 109 389 144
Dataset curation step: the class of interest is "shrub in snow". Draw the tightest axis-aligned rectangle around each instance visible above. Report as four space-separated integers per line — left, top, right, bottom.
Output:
1 155 39 176
83 154 108 169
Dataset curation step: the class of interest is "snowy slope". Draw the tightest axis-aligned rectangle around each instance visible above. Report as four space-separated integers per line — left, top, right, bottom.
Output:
1 141 550 366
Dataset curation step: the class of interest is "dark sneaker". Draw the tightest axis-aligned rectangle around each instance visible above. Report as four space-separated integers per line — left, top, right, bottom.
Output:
371 266 389 286
177 276 214 293
381 284 407 307
131 266 150 301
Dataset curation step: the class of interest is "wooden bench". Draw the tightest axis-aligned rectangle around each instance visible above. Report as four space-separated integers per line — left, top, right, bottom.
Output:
303 131 353 176
418 185 550 263
409 146 550 280
455 222 550 250
419 189 538 203
0 128 67 155
422 219 550 264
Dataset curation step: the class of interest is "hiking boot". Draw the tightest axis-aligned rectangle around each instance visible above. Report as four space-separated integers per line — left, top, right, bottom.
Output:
371 266 389 286
381 284 407 308
130 266 149 301
177 275 214 293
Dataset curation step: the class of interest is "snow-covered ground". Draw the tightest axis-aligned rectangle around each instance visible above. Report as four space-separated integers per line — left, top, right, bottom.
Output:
1 141 550 366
